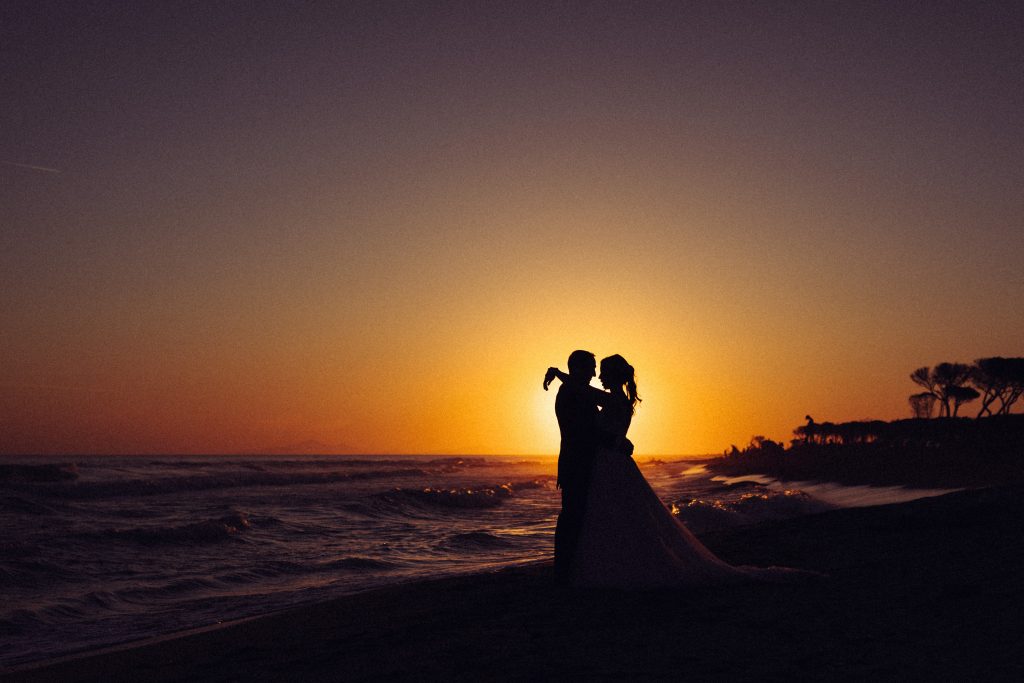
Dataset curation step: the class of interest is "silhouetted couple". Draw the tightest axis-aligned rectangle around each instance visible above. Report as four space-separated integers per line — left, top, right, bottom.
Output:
545 350 817 587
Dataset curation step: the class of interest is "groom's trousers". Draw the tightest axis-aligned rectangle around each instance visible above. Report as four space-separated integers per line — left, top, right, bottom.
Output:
554 479 590 585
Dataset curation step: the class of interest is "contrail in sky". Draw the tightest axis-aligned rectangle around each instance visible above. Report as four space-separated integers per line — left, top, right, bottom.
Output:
1 160 61 174
0 382 110 393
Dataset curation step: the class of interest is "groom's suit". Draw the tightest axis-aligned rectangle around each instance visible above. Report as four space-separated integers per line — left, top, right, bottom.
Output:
553 379 599 584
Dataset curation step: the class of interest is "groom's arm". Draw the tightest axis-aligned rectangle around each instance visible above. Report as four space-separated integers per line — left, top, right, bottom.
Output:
577 383 611 408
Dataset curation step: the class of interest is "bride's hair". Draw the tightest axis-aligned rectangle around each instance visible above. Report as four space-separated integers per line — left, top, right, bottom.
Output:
601 354 642 413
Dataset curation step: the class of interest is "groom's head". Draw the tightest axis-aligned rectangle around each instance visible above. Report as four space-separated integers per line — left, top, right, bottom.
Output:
567 350 596 382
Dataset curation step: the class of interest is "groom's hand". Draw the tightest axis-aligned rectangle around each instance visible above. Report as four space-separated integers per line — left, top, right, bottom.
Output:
543 367 558 391
622 438 635 457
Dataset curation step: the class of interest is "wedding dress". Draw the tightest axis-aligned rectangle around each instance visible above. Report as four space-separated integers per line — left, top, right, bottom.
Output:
572 399 812 587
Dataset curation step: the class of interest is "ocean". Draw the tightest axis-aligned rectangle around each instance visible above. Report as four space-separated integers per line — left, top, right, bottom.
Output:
0 454 952 668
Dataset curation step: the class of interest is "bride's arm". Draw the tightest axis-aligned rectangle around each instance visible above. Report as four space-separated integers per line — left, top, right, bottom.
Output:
542 367 567 391
579 383 612 406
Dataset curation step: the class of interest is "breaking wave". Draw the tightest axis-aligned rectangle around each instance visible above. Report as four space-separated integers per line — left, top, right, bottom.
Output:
96 512 268 546
378 485 514 509
672 488 835 534
374 479 549 512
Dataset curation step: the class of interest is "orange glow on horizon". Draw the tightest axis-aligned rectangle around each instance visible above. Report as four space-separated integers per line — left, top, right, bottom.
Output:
3 198 1021 457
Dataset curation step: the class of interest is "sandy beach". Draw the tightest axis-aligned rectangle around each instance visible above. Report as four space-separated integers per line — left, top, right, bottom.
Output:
5 485 1023 682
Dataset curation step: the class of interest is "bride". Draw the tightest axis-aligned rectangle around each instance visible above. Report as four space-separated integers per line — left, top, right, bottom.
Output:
545 354 815 587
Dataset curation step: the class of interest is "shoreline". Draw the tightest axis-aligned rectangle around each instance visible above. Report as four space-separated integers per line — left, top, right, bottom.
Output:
6 486 1024 681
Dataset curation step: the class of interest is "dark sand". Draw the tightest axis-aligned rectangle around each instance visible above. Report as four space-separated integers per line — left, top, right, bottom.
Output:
5 487 1024 682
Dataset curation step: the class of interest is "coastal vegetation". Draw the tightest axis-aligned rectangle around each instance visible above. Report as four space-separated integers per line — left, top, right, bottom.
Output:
710 357 1024 488
908 357 1024 418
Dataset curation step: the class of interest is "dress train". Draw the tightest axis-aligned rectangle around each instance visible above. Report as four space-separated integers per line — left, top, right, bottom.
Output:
572 447 816 587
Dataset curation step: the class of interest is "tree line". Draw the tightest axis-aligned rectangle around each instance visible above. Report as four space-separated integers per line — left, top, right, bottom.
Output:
720 355 1023 457
908 357 1024 418
718 414 1024 488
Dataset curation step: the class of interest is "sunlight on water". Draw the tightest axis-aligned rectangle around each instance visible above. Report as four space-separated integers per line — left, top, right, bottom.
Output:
711 474 777 486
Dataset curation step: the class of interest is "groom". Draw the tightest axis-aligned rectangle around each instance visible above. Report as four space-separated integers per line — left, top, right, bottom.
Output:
549 349 600 585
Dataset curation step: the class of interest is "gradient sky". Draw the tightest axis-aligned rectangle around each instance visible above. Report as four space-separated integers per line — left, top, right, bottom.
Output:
2 1 1022 456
